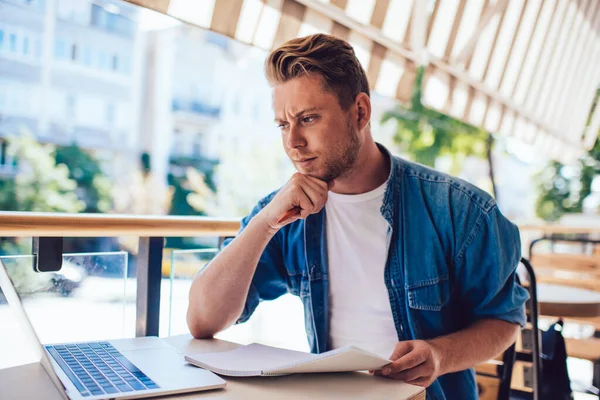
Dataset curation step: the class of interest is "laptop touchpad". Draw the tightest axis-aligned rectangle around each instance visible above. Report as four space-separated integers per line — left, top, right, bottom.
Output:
122 347 226 390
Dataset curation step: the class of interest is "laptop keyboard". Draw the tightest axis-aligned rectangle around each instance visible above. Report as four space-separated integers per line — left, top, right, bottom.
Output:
45 342 160 397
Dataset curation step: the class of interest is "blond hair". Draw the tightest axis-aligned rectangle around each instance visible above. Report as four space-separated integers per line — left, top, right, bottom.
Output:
265 34 369 110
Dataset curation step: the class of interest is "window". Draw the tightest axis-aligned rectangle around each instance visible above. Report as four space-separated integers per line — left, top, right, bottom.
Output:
91 5 107 28
9 34 17 52
0 28 40 60
22 37 29 55
54 39 68 59
91 4 134 37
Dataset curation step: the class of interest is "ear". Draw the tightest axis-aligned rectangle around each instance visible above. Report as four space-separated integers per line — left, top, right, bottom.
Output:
355 93 371 131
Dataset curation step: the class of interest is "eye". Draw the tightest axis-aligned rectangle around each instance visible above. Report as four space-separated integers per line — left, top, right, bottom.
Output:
277 122 289 130
302 116 316 124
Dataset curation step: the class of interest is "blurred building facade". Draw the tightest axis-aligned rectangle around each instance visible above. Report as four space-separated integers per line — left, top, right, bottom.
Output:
0 0 142 178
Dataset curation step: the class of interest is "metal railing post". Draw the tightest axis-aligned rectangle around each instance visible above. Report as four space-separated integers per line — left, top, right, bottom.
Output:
136 237 164 337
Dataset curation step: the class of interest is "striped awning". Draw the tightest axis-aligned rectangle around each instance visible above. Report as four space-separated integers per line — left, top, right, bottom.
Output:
128 0 600 163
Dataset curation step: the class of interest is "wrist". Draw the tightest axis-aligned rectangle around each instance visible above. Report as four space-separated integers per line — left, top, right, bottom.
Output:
427 338 450 376
249 210 279 237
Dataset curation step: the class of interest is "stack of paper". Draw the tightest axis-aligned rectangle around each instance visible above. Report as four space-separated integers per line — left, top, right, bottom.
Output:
185 343 391 377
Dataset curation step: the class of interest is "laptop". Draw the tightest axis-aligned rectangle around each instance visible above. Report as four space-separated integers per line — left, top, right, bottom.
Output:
0 259 226 399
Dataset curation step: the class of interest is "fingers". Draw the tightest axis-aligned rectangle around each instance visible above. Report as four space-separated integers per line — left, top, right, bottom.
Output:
372 341 441 388
388 362 428 382
300 178 328 209
267 173 331 228
289 174 328 217
389 341 413 361
296 187 317 218
385 351 427 375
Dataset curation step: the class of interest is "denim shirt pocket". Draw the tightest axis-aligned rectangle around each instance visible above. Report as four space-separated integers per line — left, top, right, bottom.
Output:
406 277 455 339
406 277 450 311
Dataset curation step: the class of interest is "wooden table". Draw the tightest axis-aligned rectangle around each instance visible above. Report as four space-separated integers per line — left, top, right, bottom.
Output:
162 335 426 400
0 335 425 400
537 283 600 318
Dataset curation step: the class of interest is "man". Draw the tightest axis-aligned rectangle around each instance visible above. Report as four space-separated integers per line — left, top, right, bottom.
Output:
187 34 528 399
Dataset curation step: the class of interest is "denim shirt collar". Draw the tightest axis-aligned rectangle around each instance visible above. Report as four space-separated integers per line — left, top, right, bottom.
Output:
379 143 401 227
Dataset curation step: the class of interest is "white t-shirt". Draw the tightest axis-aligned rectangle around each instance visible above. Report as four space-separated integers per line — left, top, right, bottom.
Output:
326 179 399 359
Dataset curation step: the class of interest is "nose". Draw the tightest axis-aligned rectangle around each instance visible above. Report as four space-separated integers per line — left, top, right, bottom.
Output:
285 124 306 149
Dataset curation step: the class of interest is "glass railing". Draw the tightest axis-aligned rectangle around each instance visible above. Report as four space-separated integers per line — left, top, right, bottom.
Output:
0 251 131 369
161 248 218 337
167 248 309 352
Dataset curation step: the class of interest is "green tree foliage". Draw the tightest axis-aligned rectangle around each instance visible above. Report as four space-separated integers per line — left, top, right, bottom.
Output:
0 134 84 213
165 155 218 249
167 155 218 217
186 168 218 215
535 88 600 221
382 66 494 195
54 143 113 213
535 137 600 221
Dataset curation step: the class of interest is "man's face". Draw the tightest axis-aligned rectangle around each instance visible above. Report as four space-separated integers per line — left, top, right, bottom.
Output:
273 74 361 182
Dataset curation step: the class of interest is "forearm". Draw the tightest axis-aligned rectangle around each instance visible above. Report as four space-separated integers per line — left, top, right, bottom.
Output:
429 319 520 375
186 213 275 338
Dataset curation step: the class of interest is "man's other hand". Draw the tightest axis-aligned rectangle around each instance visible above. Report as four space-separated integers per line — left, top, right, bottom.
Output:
372 340 443 387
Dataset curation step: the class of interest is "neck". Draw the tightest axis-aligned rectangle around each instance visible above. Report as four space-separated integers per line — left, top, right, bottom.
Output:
331 137 389 195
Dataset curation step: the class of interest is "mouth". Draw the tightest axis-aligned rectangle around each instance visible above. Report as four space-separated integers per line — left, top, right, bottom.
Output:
295 157 316 167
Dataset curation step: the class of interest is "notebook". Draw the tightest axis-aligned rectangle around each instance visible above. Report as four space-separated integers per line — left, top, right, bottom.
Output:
184 343 392 377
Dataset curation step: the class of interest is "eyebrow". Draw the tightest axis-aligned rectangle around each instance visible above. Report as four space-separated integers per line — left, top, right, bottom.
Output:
275 107 322 123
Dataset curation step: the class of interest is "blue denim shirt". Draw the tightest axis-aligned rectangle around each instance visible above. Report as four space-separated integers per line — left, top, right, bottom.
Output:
225 147 528 399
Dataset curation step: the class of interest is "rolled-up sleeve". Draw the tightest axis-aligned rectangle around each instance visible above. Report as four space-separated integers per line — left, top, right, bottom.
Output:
220 196 288 324
454 205 529 328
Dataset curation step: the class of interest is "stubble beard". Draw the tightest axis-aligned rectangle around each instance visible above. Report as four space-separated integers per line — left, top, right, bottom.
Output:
317 119 361 182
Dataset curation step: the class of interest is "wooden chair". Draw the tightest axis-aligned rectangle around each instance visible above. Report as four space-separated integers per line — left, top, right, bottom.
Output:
529 236 600 393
